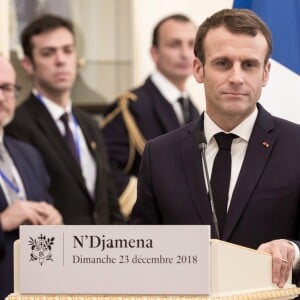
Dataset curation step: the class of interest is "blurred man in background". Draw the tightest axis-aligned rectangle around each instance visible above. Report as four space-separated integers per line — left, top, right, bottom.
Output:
102 14 200 218
0 55 62 300
6 14 124 225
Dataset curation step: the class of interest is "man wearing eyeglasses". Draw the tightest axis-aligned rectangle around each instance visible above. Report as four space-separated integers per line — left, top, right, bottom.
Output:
0 56 63 299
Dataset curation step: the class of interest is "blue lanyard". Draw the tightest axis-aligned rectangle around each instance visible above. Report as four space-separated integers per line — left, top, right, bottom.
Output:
36 93 81 162
0 169 23 199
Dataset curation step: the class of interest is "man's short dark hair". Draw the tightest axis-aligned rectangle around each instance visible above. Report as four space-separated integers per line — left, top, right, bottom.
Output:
21 14 75 60
194 9 272 65
152 14 193 47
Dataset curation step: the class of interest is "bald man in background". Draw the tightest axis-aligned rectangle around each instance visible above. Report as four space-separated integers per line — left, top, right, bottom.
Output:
0 56 62 299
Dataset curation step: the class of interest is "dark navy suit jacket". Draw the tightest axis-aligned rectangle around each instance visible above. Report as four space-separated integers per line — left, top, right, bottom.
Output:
102 77 200 195
0 136 52 300
5 93 124 225
131 104 300 284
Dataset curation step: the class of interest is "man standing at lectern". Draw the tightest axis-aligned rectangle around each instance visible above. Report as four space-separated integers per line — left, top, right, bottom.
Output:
131 8 300 288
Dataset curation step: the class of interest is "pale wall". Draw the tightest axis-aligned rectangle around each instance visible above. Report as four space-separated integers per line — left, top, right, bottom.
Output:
0 0 9 58
132 0 234 112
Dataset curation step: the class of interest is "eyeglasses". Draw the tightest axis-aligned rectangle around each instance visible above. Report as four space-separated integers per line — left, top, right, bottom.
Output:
0 83 22 98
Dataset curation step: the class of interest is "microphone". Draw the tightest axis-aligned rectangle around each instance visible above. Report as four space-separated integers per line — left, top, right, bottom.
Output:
195 131 220 239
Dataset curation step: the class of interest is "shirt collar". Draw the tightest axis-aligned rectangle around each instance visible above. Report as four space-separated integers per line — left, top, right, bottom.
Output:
33 89 72 121
0 131 3 144
150 70 188 105
204 107 258 144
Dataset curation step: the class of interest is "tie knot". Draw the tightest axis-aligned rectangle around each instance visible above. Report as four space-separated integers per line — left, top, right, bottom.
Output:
214 132 237 150
60 112 70 125
178 96 185 104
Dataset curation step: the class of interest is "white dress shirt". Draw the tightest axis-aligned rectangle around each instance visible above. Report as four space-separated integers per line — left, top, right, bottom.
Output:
203 107 299 266
33 90 97 198
204 108 258 209
151 70 189 125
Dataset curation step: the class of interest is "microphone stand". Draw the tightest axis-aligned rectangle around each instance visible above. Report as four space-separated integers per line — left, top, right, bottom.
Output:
196 131 220 239
199 143 220 239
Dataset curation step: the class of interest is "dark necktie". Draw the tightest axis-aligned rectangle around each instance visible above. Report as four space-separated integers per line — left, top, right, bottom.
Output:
0 144 19 203
60 113 80 164
178 97 191 124
210 132 237 235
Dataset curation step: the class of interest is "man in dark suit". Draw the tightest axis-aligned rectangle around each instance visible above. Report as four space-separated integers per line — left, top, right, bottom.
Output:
131 9 300 288
6 14 124 225
0 56 62 300
102 14 199 217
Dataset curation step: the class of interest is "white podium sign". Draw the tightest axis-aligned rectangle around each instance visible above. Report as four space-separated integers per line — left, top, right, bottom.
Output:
18 225 210 295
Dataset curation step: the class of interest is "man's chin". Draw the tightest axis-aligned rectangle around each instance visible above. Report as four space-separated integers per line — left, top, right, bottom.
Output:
176 72 192 81
1 114 14 128
54 82 74 90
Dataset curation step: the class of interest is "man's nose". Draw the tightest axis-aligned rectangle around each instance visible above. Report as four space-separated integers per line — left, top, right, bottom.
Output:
181 43 194 59
55 51 66 63
228 64 244 85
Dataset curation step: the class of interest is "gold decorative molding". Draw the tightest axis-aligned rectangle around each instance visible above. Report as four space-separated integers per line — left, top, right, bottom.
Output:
6 287 300 300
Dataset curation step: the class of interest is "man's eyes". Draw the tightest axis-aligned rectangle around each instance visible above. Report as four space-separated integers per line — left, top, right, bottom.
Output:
243 61 258 69
215 60 229 67
64 47 75 54
40 47 75 56
41 50 53 57
213 60 259 69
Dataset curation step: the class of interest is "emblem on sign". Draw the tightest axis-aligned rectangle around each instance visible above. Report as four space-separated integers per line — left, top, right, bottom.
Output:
28 234 55 265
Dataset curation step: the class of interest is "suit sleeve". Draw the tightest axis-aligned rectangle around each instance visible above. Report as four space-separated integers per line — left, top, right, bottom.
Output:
18 141 53 204
5 107 32 144
30 148 53 204
105 164 126 224
130 141 162 224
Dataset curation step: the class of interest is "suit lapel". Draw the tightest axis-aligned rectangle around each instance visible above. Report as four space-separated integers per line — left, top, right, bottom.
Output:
26 95 87 189
73 109 102 199
4 136 36 201
145 78 181 132
4 137 34 200
181 116 215 228
73 110 98 159
188 98 200 121
222 106 277 240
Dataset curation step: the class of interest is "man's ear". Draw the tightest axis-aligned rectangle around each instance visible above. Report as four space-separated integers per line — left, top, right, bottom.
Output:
262 61 271 87
21 56 34 75
193 57 204 83
150 46 159 64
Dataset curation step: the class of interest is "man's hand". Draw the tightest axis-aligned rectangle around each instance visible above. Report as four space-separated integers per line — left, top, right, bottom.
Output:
0 200 63 232
37 202 63 225
258 239 295 288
